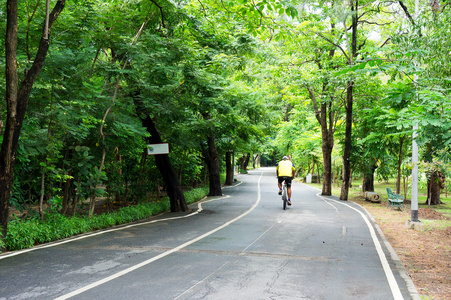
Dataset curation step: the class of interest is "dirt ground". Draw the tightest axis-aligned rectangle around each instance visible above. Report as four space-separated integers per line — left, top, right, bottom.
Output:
353 197 451 300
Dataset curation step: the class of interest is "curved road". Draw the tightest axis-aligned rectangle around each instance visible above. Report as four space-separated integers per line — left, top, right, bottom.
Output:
0 167 418 299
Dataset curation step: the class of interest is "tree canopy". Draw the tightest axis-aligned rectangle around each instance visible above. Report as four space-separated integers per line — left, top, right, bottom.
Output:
1 0 450 244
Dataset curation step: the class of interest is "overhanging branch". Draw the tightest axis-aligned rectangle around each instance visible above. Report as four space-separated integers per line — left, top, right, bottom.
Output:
149 0 166 28
314 31 350 63
398 1 415 26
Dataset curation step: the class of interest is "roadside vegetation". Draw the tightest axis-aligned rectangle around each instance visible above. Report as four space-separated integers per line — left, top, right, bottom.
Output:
2 5 451 292
2 187 208 251
306 178 451 230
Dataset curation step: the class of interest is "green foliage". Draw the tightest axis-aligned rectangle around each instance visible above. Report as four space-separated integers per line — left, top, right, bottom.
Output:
0 227 4 250
183 187 209 204
2 186 207 252
2 0 451 253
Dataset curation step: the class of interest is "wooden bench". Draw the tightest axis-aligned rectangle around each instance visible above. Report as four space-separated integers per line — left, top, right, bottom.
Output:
364 192 381 203
386 187 404 210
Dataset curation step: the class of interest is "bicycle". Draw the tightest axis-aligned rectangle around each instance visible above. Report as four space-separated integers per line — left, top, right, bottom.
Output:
281 180 288 210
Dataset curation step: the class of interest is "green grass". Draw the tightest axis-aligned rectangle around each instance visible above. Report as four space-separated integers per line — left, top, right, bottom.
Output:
422 219 451 231
433 198 451 218
420 294 435 300
306 182 364 200
305 179 451 225
2 186 209 252
305 178 451 205
220 172 227 184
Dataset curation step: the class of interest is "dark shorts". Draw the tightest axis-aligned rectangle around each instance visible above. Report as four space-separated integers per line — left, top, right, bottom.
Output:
278 176 293 187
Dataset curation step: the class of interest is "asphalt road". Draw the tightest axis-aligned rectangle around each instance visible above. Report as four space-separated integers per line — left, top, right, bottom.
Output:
0 167 419 300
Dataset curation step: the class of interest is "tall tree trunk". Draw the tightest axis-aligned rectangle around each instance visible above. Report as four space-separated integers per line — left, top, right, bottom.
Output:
1 0 19 247
201 133 222 196
142 116 188 212
239 153 250 171
340 83 353 200
362 163 377 192
317 162 321 184
321 104 333 195
61 148 73 215
237 155 244 171
252 154 259 169
38 163 46 219
61 175 71 215
243 153 251 171
1 0 66 243
225 151 233 186
283 103 291 122
426 170 444 205
340 0 357 200
39 87 54 220
322 148 332 195
396 135 405 194
322 99 334 195
307 88 334 196
72 177 81 217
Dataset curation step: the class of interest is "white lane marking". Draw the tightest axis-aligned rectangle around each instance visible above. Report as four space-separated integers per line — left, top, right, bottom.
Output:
54 173 263 300
0 196 231 260
322 197 340 213
316 193 404 300
341 226 347 237
222 181 243 189
242 213 285 253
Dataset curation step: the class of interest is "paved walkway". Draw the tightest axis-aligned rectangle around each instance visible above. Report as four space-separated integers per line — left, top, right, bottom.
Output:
0 167 418 299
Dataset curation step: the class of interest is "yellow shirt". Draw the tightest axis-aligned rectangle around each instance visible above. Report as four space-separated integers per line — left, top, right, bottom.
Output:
277 160 295 177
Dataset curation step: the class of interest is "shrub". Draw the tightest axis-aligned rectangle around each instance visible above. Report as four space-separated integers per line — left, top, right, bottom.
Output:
1 187 208 252
185 187 208 204
0 226 5 250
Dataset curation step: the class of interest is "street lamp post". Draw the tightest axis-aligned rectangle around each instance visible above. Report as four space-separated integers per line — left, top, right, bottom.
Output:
406 0 424 231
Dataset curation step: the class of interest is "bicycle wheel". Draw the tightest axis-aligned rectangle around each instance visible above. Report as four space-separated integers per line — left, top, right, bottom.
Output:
282 184 287 210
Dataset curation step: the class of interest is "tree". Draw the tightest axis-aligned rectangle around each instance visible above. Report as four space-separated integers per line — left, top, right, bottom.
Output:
225 151 233 185
306 85 340 196
338 0 359 201
143 116 188 211
292 0 393 199
2 0 451 251
391 1 451 204
1 0 66 241
201 132 222 196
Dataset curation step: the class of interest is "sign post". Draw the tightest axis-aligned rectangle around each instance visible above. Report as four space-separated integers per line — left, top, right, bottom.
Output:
147 143 169 155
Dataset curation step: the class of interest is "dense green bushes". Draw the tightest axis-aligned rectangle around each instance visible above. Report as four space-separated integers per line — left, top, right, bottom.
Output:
0 228 4 250
2 187 208 252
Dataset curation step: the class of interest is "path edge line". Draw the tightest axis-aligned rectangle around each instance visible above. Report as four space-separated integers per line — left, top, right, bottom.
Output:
54 173 263 299
312 188 420 300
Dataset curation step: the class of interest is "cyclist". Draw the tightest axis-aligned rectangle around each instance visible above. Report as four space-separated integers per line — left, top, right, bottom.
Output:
276 156 296 206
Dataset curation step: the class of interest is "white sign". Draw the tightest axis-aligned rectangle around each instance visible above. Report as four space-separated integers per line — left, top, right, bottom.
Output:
147 143 169 155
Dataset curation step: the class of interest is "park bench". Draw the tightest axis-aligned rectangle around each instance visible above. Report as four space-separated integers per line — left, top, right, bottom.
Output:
386 187 404 210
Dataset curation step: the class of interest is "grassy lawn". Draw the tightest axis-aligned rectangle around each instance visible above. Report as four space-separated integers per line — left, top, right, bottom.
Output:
304 178 451 230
